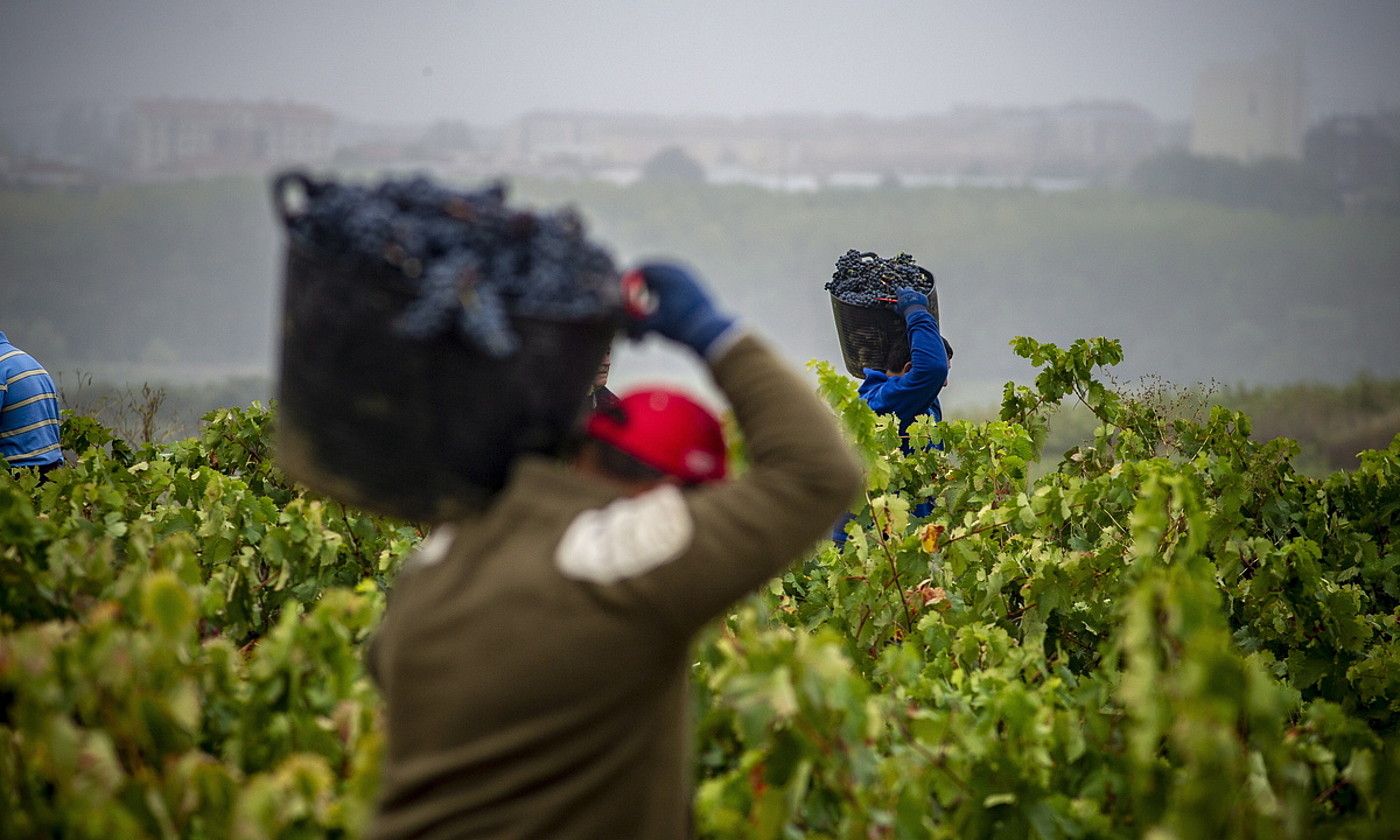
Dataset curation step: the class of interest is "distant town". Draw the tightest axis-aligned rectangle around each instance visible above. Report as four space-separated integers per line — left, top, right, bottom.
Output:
2 47 1398 210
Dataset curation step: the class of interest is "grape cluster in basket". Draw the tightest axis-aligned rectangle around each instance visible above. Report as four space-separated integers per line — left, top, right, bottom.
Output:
824 249 934 308
288 176 618 357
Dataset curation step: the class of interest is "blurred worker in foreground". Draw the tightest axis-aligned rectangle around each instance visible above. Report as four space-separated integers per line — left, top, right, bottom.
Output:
367 263 864 839
0 330 64 478
833 287 950 545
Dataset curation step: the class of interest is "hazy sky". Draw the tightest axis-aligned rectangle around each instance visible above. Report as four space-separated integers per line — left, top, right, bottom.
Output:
2 1 1398 124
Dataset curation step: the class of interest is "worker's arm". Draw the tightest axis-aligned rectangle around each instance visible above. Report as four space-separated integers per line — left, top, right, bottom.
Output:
872 290 948 413
897 308 948 392
553 265 864 635
662 333 865 628
863 309 947 422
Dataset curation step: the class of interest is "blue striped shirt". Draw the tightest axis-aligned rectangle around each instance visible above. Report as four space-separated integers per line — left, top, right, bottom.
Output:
0 331 63 468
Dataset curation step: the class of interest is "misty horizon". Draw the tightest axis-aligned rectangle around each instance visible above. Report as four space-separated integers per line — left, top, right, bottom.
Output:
2 0 1398 413
3 1 1399 127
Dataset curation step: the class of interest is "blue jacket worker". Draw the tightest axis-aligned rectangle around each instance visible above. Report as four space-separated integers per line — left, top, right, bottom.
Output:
859 287 949 444
0 331 64 476
833 287 950 545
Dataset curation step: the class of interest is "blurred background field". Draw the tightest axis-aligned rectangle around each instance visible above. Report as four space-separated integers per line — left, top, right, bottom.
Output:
5 178 1396 393
5 1 1397 455
9 173 1395 475
984 375 1400 475
56 366 1400 477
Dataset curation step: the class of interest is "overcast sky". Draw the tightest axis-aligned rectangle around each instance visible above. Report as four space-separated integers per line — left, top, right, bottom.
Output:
2 0 1398 125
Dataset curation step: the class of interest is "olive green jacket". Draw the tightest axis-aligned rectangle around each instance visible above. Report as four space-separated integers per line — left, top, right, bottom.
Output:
368 333 863 839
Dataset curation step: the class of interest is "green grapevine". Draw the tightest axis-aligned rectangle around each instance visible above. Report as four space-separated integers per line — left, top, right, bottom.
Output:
3 338 1398 839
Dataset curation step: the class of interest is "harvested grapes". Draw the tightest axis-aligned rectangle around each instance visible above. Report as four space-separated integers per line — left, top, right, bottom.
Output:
280 174 619 357
825 249 935 307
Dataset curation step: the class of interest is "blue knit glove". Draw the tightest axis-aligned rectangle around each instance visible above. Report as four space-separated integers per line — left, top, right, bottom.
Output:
895 287 929 317
632 262 736 357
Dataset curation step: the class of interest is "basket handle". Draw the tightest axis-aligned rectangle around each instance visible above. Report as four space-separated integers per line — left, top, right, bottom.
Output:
271 171 319 229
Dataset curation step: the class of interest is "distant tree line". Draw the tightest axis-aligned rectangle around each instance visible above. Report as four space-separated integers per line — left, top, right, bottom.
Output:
1132 114 1400 215
641 146 706 182
1131 152 1338 214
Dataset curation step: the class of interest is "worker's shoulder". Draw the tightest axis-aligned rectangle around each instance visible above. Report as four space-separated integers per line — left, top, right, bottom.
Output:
0 344 47 381
555 484 695 586
0 341 34 367
857 371 891 397
467 456 639 563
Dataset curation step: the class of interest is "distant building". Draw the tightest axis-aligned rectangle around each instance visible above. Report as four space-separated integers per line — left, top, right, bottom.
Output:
1191 48 1306 162
500 106 1168 184
0 101 130 172
1041 101 1161 175
129 99 335 175
1305 112 1400 206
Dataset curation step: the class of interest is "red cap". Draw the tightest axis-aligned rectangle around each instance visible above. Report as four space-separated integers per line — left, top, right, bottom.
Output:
585 388 727 484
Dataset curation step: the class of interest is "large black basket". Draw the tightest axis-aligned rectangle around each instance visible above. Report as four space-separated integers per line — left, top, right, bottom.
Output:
829 261 939 379
273 184 617 522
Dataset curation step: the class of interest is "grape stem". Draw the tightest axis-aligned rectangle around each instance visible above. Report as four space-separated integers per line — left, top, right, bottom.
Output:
867 491 915 637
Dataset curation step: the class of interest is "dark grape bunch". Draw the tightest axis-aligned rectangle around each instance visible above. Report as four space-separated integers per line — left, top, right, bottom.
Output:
824 249 935 308
286 175 618 357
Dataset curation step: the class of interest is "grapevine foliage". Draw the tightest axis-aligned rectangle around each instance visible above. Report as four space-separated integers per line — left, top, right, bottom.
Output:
694 337 1400 838
285 175 618 356
3 337 1400 838
825 249 936 307
1 403 420 839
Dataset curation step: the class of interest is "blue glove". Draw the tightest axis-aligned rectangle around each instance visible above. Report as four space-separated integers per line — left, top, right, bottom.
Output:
895 287 929 317
632 262 736 357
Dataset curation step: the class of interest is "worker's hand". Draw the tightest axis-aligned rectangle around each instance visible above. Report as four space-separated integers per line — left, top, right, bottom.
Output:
629 262 736 358
894 287 929 317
